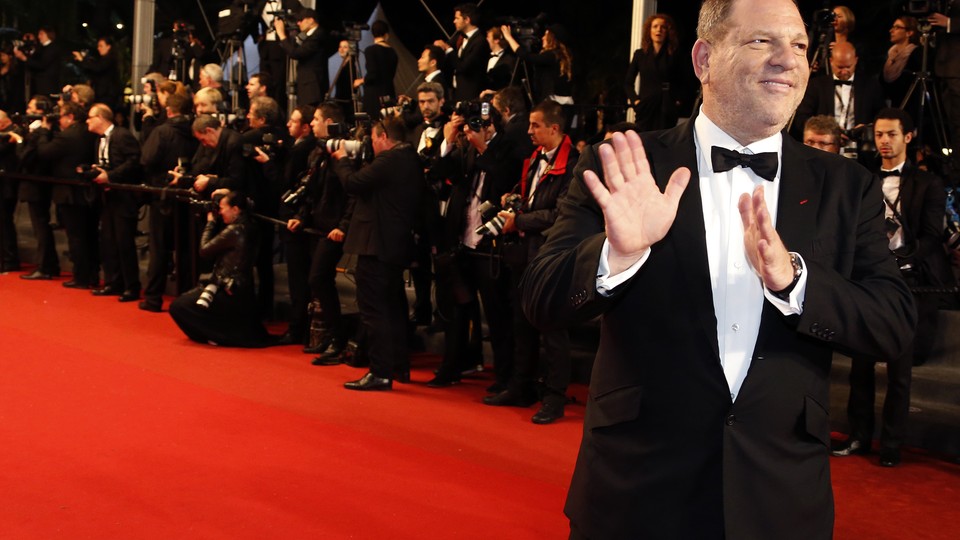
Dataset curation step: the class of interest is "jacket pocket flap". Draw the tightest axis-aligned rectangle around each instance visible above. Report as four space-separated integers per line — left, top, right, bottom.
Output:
804 395 830 447
590 384 644 429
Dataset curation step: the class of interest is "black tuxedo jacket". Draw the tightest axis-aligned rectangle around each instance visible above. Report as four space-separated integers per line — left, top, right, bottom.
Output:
36 122 97 205
791 74 885 140
281 28 328 106
892 163 954 286
25 40 64 97
335 143 423 266
447 30 489 102
521 119 916 539
191 128 247 195
101 125 143 218
485 50 516 92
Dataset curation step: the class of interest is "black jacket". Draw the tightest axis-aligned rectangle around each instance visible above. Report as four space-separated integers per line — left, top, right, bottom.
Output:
201 214 258 289
24 40 64 97
280 27 328 106
35 121 97 205
79 49 121 109
191 127 247 195
141 115 199 187
446 30 490 102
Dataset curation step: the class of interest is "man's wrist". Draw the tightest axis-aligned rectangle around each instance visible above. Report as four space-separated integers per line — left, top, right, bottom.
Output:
770 252 803 300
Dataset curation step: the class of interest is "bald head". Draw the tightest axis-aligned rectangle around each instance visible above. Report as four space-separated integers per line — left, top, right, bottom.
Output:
830 41 857 81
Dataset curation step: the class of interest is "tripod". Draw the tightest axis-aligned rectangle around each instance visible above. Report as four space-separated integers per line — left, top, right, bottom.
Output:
327 41 364 116
509 57 535 106
900 26 952 156
221 36 247 111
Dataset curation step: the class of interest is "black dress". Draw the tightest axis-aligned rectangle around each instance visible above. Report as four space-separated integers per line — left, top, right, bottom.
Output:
625 47 682 131
361 43 398 119
517 47 572 103
169 214 274 348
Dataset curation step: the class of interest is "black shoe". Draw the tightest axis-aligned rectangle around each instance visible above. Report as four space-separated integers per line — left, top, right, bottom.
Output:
311 353 343 366
63 280 93 289
303 334 334 354
831 438 870 457
531 398 565 425
118 290 140 302
92 286 122 296
20 270 52 280
486 382 506 394
426 374 460 388
138 300 162 312
879 447 901 467
344 372 392 391
482 389 538 407
277 332 302 346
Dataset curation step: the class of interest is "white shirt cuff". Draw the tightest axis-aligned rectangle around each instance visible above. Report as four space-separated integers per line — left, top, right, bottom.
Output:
763 252 807 315
596 239 651 296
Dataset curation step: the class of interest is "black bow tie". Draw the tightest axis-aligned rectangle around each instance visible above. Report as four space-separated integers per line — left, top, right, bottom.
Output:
710 146 778 181
879 169 901 178
834 80 852 86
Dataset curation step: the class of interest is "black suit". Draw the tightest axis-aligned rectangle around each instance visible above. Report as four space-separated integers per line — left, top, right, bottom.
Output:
191 128 247 196
335 143 423 380
485 50 516 92
847 163 954 450
24 40 63 97
360 43 398 119
0 127 23 268
521 119 915 539
37 122 98 285
791 73 885 142
79 49 121 110
447 30 489 102
16 126 59 275
280 27 328 106
98 125 143 293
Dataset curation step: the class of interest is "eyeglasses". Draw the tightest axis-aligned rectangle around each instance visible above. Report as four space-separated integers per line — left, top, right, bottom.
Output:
891 25 906 30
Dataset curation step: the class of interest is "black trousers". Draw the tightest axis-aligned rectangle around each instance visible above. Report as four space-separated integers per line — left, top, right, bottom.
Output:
255 223 275 318
100 197 140 292
170 282 272 348
308 236 345 332
0 195 19 267
27 198 59 274
509 261 571 400
354 255 408 379
435 249 515 384
144 201 194 305
59 203 99 285
281 228 316 341
847 345 913 450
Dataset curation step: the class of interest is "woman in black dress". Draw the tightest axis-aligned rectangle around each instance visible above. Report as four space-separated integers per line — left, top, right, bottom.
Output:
624 13 682 131
356 20 397 119
169 191 275 348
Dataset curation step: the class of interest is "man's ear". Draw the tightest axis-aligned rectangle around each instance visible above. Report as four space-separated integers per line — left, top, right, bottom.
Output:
692 39 712 83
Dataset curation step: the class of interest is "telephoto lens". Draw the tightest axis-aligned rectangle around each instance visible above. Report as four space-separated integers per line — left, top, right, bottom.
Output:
196 283 219 308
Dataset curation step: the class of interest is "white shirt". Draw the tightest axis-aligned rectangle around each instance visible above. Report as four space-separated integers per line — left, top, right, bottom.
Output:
596 110 807 401
425 70 442 83
880 161 906 251
99 124 115 167
528 145 558 207
487 50 503 72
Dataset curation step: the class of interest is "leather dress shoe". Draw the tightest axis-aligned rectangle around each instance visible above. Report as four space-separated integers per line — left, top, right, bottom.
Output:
531 398 565 425
276 332 302 346
311 354 342 366
118 290 140 302
63 280 94 289
426 374 460 388
344 372 392 391
483 389 538 407
831 438 870 457
303 334 334 354
20 270 53 280
92 286 122 296
879 447 901 467
138 300 162 312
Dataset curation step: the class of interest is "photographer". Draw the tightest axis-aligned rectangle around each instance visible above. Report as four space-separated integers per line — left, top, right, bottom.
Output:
332 116 422 391
502 24 574 107
0 110 22 271
169 190 275 347
73 37 121 111
180 113 247 197
285 103 351 357
85 103 143 302
148 20 206 85
483 99 578 425
14 27 63 98
243 95 286 317
277 8 328 107
355 20 397 120
833 109 954 467
139 93 200 312
14 95 60 280
792 41 883 162
425 99 516 389
36 102 98 288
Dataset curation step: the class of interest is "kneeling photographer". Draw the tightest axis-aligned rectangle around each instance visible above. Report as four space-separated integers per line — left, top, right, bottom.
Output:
425 98 516 389
169 190 275 347
482 99 578 425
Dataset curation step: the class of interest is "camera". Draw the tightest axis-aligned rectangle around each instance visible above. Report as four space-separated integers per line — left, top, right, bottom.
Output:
904 0 946 17
494 13 547 48
454 100 495 132
77 164 102 181
811 8 837 33
125 94 155 106
242 132 281 160
12 36 37 56
321 113 374 163
196 283 218 308
379 95 414 119
333 21 369 44
475 193 523 237
841 123 874 143
281 170 311 206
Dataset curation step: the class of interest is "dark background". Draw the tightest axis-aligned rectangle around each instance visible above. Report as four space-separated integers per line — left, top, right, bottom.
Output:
0 0 935 114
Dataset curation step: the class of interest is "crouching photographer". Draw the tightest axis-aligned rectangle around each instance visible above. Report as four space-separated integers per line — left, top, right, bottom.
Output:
169 190 276 347
482 99 578 425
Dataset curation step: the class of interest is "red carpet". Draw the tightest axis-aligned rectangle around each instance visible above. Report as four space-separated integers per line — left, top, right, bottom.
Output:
1 271 959 539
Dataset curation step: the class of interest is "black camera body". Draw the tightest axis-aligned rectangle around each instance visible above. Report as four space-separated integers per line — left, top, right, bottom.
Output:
904 0 947 17
379 96 414 118
242 132 281 160
453 100 495 132
494 13 547 48
320 113 375 163
475 193 523 237
77 164 101 181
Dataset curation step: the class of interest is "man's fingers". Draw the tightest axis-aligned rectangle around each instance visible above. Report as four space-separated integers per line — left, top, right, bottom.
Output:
583 169 612 208
596 141 623 193
625 130 652 180
738 192 755 231
611 132 639 185
663 167 691 205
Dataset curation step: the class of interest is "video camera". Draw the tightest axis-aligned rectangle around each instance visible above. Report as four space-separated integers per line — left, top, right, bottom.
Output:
242 132 282 160
453 100 496 132
475 193 523 237
904 0 947 17
494 13 547 48
171 21 196 59
332 22 369 44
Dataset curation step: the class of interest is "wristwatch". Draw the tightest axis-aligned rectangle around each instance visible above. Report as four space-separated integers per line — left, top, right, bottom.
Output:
770 252 803 301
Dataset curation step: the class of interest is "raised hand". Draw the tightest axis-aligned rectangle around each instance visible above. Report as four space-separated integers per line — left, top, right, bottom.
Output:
583 130 690 275
738 184 794 291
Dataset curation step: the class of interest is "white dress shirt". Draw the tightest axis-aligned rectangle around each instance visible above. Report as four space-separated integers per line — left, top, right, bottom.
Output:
596 111 807 401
